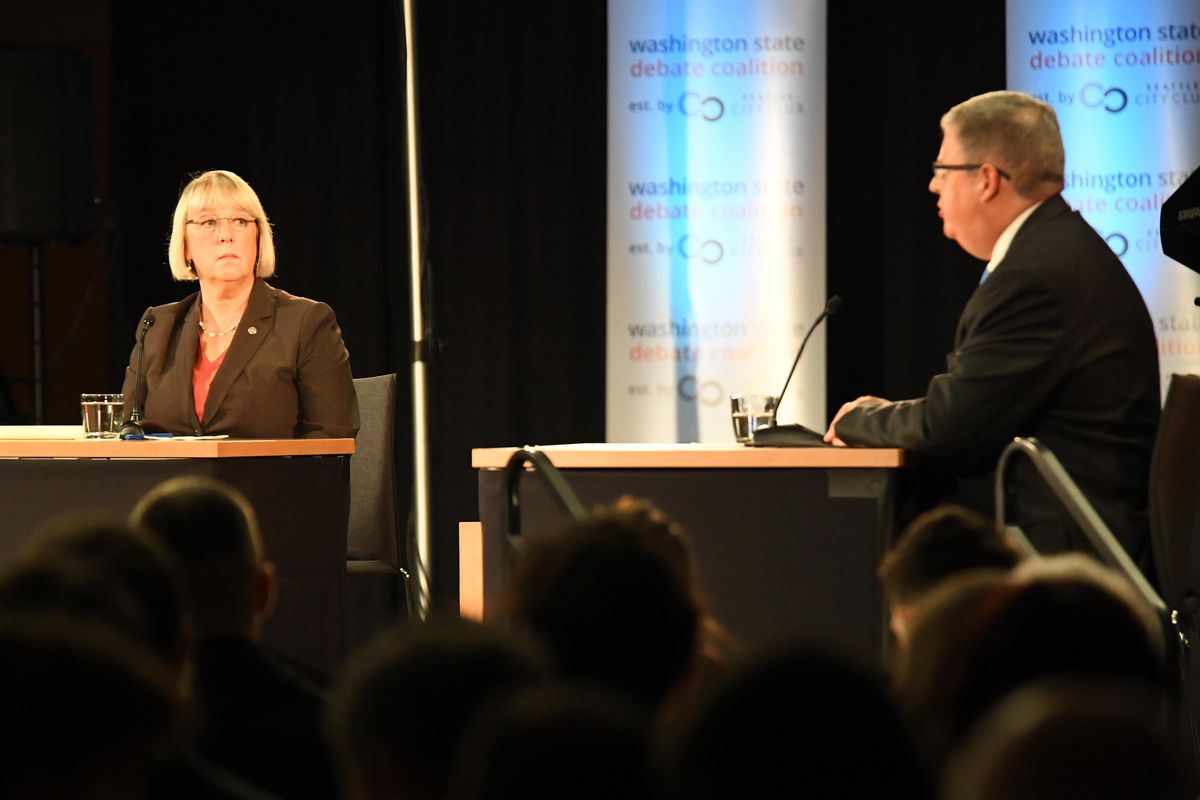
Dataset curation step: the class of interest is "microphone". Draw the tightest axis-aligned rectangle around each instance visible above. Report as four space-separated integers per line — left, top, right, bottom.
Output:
119 313 156 440
750 295 843 447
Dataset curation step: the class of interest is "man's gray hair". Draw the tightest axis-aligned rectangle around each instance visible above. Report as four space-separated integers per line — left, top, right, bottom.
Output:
942 91 1065 198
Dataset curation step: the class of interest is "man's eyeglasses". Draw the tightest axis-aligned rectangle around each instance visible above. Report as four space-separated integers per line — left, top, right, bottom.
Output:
186 216 258 236
931 162 1012 181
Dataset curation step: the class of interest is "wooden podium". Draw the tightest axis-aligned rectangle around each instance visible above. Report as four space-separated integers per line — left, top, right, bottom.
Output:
468 444 910 662
0 431 355 674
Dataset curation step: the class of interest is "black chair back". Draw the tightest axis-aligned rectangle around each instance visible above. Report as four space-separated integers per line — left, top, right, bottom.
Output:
1149 374 1200 611
348 374 401 571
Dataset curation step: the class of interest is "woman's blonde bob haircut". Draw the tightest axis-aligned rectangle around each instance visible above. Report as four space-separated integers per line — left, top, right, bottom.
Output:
168 170 276 281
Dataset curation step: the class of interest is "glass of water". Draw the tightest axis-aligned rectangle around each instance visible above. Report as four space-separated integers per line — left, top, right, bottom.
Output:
81 393 124 438
730 394 778 444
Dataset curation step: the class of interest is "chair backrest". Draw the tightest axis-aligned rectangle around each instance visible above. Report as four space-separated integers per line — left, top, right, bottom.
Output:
348 374 400 567
1148 373 1200 608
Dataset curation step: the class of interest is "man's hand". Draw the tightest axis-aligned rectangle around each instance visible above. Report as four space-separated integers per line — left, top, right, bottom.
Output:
824 395 889 446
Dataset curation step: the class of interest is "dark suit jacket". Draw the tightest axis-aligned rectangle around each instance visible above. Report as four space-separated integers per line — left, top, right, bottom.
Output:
837 195 1160 568
121 280 359 439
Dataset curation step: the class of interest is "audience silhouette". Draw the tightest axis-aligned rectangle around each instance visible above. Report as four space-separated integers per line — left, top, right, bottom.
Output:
896 554 1165 767
0 478 1190 800
25 516 187 667
944 679 1195 800
502 498 710 714
878 504 1025 647
330 616 547 800
451 683 654 800
666 640 933 800
1 514 271 798
133 475 336 799
0 615 179 799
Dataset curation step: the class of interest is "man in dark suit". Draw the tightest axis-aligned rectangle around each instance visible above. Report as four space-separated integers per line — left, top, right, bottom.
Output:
825 91 1160 572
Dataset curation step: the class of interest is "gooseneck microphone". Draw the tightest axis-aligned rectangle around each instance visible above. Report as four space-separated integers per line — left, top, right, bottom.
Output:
119 314 156 440
750 295 843 447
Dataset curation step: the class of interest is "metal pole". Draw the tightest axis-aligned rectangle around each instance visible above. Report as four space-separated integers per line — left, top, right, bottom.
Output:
995 437 1165 614
30 244 45 424
402 0 432 617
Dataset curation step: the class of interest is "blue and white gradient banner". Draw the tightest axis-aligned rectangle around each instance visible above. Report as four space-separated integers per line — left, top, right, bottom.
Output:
607 1 827 442
1007 1 1200 394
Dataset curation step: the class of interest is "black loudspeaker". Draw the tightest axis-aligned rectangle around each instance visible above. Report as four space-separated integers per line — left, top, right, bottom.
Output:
1162 165 1200 277
0 48 94 243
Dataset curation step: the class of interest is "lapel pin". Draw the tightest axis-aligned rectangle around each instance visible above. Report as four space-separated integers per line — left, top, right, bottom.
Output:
248 326 258 335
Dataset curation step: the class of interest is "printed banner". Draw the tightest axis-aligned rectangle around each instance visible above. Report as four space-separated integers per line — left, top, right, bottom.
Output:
607 1 827 442
1007 1 1200 395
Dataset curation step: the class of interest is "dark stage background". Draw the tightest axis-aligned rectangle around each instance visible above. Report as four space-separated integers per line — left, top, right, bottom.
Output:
0 1 1003 610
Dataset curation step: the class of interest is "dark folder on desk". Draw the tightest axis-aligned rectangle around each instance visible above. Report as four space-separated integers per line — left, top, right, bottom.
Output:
749 422 830 447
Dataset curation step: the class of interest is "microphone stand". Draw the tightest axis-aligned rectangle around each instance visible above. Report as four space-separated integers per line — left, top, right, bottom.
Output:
750 296 842 447
119 314 155 440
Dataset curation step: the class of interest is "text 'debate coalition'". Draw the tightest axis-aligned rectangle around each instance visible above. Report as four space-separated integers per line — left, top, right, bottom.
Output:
624 177 805 221
624 33 806 79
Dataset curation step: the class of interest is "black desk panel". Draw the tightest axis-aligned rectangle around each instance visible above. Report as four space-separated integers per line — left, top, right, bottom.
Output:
479 465 897 662
0 455 349 674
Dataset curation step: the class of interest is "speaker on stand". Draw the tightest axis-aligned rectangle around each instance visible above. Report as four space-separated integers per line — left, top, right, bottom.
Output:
1162 166 1200 304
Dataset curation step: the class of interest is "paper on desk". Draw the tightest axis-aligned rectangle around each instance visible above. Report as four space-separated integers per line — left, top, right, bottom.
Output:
145 434 230 441
0 425 83 440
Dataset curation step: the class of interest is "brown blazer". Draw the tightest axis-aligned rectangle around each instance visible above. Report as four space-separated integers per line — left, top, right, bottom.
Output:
121 280 360 439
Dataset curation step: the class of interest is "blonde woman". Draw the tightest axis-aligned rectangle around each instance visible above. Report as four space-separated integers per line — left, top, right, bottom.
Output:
120 170 359 438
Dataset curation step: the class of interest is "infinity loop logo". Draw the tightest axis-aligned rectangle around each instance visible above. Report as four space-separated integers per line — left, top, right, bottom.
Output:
677 234 724 264
1104 232 1129 257
1081 83 1128 113
679 91 725 121
677 374 724 405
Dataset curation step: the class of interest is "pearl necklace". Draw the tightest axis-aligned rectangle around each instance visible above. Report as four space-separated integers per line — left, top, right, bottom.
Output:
198 298 241 338
199 318 238 338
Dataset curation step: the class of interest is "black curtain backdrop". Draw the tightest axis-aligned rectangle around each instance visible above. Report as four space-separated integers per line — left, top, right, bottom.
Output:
109 0 1004 611
827 2 1005 403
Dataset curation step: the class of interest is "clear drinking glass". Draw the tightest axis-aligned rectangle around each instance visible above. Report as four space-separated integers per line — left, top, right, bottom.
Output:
81 393 124 438
730 394 778 443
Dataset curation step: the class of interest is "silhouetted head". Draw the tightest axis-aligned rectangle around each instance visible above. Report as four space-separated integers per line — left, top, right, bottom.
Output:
329 617 547 800
132 476 275 639
451 684 653 800
668 641 932 800
26 514 185 666
896 555 1164 764
0 615 179 798
944 679 1194 800
879 504 1024 645
504 498 701 710
0 552 149 653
